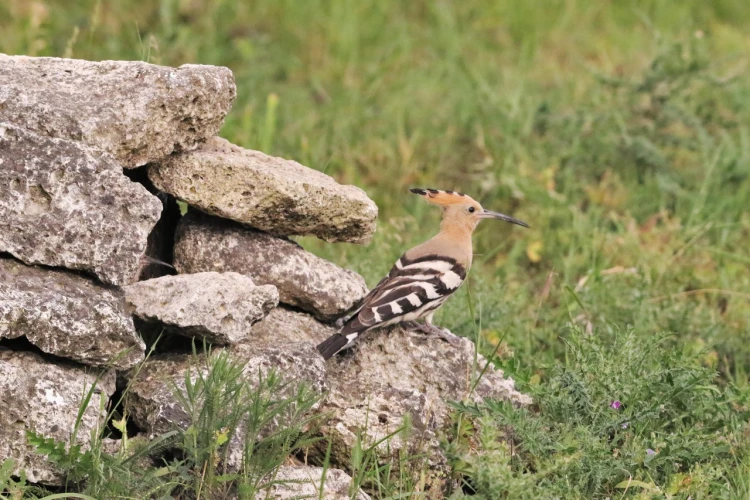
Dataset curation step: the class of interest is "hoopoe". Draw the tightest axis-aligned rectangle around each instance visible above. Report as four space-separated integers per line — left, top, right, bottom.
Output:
316 188 528 360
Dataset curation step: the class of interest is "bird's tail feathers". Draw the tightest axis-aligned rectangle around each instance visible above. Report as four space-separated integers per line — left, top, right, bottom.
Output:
316 333 356 360
317 315 369 360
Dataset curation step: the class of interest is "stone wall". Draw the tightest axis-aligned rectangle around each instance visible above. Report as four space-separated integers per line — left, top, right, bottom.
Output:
0 54 529 497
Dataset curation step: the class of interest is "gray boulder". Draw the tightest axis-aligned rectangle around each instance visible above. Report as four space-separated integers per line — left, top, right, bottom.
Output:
318 325 531 492
0 54 236 168
243 306 338 346
174 212 368 321
0 123 162 286
0 259 145 370
0 349 115 485
149 137 377 243
257 466 370 500
124 272 279 345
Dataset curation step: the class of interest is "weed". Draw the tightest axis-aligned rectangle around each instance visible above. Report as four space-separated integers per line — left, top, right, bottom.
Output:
170 345 322 499
22 345 323 499
448 326 750 498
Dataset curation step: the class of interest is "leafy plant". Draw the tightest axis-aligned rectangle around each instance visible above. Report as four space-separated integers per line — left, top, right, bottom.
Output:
348 422 433 498
23 344 323 499
170 345 323 499
0 459 50 499
448 326 750 498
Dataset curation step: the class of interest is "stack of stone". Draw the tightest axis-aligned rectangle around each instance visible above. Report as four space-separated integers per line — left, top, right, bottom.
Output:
0 54 528 498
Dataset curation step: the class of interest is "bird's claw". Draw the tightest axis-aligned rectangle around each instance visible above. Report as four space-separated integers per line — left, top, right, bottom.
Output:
428 325 463 347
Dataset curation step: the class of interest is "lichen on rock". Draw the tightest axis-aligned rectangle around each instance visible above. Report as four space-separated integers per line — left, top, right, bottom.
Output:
173 211 368 321
124 272 279 345
149 137 377 243
0 123 162 286
257 466 370 499
242 306 338 346
0 54 236 168
0 258 145 369
0 349 115 485
317 325 532 491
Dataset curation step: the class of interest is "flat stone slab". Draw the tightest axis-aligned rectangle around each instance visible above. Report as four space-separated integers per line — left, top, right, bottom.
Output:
242 306 338 347
0 54 236 168
0 349 115 485
124 272 279 345
149 137 378 243
0 123 162 285
174 212 368 321
0 259 145 370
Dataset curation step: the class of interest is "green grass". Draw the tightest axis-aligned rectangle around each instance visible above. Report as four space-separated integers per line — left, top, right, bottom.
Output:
447 327 750 498
14 345 324 500
2 0 750 497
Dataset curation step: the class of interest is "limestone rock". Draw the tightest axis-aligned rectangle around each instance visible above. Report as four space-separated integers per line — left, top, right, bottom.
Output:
243 306 337 346
124 343 327 471
0 349 115 485
230 341 328 399
0 124 162 286
174 212 368 321
0 54 236 168
149 137 377 243
0 259 145 369
124 272 279 345
257 466 370 500
318 326 531 491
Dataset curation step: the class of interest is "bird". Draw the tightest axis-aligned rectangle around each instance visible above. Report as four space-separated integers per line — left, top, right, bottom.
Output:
316 188 528 361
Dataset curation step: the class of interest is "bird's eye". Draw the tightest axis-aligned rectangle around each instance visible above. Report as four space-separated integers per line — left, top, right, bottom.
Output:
468 207 476 213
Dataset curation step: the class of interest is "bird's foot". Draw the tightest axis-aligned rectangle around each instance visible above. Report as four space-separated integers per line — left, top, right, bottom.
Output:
402 321 463 347
402 321 428 341
430 326 464 348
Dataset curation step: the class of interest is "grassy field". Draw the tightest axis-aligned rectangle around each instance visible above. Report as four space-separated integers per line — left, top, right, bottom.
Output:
3 0 750 498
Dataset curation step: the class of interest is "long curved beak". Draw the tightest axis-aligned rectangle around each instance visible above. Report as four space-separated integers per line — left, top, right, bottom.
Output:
478 209 529 228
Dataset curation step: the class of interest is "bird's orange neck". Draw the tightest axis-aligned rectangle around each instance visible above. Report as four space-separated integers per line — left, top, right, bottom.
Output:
434 220 474 268
439 217 475 240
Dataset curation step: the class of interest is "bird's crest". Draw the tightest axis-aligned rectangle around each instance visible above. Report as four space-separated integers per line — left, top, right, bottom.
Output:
409 188 474 206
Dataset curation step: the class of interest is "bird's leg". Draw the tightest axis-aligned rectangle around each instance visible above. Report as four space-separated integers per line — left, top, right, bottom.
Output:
401 320 421 331
405 314 463 347
422 324 464 347
401 321 431 342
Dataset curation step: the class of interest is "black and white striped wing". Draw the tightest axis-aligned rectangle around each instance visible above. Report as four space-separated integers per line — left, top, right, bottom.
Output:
340 254 466 335
316 254 467 359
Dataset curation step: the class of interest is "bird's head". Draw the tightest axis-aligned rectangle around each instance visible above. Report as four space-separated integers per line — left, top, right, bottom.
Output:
409 187 529 233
